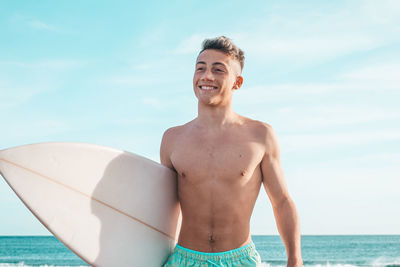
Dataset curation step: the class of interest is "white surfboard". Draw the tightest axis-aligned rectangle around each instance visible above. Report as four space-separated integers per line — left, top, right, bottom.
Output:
0 142 181 267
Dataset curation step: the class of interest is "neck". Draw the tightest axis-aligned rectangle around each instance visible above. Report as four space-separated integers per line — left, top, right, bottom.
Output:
196 101 239 129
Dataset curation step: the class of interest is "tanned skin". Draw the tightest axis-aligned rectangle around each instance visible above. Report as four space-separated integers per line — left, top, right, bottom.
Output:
160 49 302 266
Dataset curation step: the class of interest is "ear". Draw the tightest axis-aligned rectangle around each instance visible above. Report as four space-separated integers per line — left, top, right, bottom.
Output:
233 76 244 90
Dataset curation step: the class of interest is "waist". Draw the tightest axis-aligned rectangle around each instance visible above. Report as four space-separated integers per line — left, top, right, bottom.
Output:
174 241 257 261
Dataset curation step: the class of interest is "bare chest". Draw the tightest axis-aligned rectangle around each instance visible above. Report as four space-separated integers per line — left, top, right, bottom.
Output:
170 133 264 182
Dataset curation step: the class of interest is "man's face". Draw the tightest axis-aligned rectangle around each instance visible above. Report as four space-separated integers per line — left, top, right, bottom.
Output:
193 49 242 106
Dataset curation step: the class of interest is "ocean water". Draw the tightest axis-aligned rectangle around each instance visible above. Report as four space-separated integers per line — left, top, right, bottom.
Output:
253 235 400 267
0 235 399 266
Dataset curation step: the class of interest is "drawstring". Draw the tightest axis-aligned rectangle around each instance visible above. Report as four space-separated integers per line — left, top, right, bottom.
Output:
207 258 224 267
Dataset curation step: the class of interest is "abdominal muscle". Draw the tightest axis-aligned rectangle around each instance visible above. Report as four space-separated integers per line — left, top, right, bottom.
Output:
176 170 262 252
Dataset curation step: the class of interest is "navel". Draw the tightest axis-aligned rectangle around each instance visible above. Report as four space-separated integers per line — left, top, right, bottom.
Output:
208 233 215 243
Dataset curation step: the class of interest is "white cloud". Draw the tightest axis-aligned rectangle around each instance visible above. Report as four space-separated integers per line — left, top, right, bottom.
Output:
172 33 213 55
152 0 400 65
0 71 51 110
237 77 398 104
137 24 170 48
276 105 400 128
0 86 45 110
141 97 162 109
235 61 400 129
132 63 152 71
236 33 379 64
10 14 58 32
1 119 70 140
28 20 56 31
236 83 341 103
362 0 400 25
289 162 400 207
280 130 400 152
105 75 153 87
3 60 85 70
285 158 400 234
342 152 400 166
147 0 400 67
341 63 400 84
0 59 85 110
252 155 400 234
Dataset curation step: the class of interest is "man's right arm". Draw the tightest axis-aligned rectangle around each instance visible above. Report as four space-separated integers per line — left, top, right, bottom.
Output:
160 128 175 170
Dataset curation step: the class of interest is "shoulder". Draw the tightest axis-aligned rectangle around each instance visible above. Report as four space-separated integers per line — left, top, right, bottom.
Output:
241 117 275 139
161 121 193 152
160 126 180 169
161 122 189 144
243 118 279 155
161 125 184 153
162 125 182 140
160 122 192 169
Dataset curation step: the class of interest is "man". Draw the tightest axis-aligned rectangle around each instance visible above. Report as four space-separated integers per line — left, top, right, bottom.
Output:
161 36 302 267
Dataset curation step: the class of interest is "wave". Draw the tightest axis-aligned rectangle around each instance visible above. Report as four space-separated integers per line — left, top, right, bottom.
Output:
371 256 400 267
260 257 400 267
260 264 359 267
1 259 399 267
0 263 87 267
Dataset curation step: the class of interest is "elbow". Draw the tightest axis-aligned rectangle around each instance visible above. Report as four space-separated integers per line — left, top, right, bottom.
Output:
272 195 293 211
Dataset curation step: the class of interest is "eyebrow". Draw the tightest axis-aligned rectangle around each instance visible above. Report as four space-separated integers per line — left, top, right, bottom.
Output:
196 61 227 67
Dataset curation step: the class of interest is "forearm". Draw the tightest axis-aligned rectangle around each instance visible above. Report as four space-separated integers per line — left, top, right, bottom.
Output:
273 197 302 266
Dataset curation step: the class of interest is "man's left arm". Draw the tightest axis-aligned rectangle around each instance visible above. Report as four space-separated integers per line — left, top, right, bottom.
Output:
260 124 302 266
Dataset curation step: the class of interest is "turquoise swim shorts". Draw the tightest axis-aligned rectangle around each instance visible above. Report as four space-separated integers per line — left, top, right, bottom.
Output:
163 242 262 266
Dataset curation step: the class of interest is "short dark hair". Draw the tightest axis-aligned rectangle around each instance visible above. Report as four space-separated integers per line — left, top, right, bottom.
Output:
199 36 245 71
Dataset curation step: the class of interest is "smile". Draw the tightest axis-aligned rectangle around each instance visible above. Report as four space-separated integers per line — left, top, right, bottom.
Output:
199 85 218 90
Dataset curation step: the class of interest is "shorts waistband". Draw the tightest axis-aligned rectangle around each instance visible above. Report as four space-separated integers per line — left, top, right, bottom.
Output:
174 242 256 261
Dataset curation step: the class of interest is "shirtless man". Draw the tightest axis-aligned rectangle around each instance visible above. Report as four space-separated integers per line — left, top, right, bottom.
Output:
161 36 302 267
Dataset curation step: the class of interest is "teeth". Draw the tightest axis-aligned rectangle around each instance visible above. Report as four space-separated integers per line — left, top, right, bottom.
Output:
200 86 216 90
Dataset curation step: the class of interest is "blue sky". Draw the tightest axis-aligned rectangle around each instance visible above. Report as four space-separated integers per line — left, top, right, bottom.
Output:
1 0 399 235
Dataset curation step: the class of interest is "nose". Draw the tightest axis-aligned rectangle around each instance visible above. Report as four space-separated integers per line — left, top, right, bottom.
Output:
200 68 214 81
